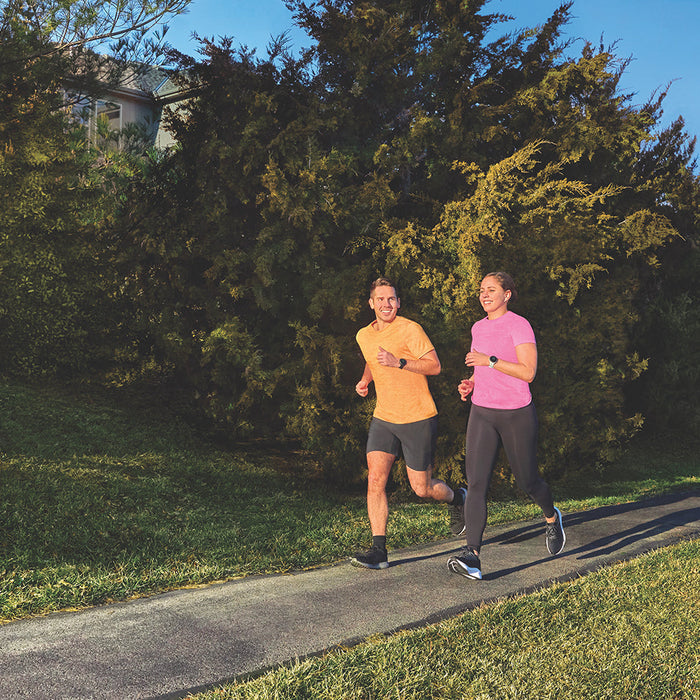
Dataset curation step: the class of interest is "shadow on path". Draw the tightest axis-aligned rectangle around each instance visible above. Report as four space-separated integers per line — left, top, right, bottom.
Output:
485 492 699 580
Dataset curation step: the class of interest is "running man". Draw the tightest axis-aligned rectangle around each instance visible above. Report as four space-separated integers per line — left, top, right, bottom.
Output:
351 277 466 569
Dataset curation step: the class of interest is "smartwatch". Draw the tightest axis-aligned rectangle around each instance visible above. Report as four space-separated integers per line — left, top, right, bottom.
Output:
399 358 407 369
488 355 498 369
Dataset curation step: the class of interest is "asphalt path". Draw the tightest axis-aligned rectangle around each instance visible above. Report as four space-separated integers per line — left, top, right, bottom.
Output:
0 490 698 699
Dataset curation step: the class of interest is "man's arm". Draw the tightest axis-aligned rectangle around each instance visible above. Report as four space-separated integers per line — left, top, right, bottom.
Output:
377 347 441 376
355 363 373 396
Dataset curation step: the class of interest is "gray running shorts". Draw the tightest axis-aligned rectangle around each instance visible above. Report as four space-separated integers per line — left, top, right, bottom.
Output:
366 416 437 471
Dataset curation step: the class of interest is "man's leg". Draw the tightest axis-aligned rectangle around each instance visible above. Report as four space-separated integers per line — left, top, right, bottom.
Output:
351 450 395 569
366 450 396 535
401 416 453 503
401 416 466 535
406 466 454 502
406 467 466 535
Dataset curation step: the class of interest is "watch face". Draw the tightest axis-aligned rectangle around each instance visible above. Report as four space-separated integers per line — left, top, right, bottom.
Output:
489 356 498 363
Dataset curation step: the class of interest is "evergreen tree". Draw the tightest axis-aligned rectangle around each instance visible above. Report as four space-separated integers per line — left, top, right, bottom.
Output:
628 116 700 436
116 0 699 484
0 7 98 373
114 40 336 434
287 0 695 481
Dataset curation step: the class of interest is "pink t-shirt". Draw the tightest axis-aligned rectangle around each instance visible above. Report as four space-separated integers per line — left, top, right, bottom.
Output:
470 311 536 410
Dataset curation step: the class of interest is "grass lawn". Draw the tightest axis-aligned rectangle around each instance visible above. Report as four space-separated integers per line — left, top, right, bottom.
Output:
0 379 698 622
0 379 698 698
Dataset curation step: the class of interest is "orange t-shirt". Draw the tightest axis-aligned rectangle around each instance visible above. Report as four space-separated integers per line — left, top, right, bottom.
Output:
356 316 438 424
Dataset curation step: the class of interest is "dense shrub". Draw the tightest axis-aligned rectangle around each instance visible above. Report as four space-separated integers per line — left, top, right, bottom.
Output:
3 1 698 487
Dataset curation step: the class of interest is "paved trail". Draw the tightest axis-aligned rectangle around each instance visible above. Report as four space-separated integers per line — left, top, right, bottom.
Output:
1 491 698 699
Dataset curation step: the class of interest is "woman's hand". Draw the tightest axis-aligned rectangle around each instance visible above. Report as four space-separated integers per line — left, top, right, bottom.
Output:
465 350 489 368
457 378 474 401
465 343 537 383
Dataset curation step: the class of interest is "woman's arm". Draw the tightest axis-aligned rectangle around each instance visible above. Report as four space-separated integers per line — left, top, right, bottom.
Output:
464 342 537 383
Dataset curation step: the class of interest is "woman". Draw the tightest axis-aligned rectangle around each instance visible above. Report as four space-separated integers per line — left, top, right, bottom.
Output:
447 272 565 581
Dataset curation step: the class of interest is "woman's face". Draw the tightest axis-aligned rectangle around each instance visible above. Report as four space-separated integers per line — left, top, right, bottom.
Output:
479 276 511 317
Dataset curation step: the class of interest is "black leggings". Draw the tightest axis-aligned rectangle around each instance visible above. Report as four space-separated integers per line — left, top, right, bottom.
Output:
465 402 554 550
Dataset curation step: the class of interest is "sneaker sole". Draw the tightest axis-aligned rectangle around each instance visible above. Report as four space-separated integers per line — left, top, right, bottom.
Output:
450 521 466 537
447 557 482 580
350 557 389 570
546 506 566 556
449 487 468 536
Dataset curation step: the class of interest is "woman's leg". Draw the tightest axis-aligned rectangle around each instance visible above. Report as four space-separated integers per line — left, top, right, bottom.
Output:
499 403 555 519
464 406 501 551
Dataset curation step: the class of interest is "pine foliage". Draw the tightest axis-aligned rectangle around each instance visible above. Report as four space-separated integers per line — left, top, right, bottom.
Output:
113 0 699 485
3 0 698 486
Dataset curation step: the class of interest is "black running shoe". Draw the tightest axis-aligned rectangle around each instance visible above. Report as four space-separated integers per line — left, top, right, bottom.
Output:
448 487 467 536
351 545 389 570
447 547 482 580
545 506 566 555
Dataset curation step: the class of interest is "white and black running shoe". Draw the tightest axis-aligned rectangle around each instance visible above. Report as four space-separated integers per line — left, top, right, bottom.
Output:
545 506 566 555
448 487 468 536
447 547 482 580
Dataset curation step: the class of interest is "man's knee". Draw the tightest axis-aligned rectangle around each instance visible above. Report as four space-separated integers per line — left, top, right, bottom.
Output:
367 471 388 493
408 467 433 498
411 481 431 499
367 451 394 488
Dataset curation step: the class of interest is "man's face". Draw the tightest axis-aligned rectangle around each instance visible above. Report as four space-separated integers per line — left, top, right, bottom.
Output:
369 285 400 325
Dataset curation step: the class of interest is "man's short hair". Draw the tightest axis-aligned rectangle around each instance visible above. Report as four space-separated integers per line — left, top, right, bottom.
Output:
369 277 398 297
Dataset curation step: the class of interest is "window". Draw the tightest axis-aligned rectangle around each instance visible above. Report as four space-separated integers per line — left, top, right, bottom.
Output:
66 93 123 147
93 99 122 146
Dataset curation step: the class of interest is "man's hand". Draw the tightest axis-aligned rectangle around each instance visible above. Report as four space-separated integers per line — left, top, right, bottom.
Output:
377 346 400 368
356 363 373 397
376 348 441 375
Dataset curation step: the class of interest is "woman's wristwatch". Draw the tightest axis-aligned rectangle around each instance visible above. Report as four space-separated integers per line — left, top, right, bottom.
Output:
488 355 498 369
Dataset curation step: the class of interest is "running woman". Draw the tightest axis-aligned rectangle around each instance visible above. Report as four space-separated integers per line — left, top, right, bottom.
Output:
352 277 467 569
447 271 565 581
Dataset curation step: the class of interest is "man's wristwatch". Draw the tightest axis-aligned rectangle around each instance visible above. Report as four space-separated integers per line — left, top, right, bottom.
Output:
399 358 407 370
488 355 498 369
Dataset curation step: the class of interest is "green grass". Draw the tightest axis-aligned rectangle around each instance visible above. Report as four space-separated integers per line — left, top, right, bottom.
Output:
0 379 698 627
191 539 700 699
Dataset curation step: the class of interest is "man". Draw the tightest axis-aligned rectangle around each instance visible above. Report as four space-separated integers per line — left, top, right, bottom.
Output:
352 277 467 569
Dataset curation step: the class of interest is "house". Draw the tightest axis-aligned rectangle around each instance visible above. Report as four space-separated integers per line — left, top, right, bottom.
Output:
67 63 187 150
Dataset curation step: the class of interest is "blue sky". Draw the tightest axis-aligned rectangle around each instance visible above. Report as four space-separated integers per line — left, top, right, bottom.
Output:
164 0 700 144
